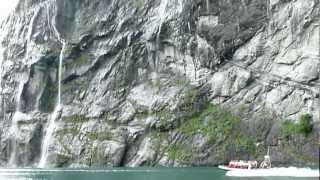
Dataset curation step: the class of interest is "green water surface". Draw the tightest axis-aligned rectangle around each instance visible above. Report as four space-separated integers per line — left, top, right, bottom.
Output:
0 167 317 180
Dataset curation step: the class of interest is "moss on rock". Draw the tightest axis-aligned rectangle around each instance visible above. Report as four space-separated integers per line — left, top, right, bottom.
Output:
86 131 113 141
173 103 257 162
64 114 90 124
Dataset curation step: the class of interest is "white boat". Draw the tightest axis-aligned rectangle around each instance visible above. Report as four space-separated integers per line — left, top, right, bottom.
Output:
218 165 244 171
218 147 271 171
218 147 320 178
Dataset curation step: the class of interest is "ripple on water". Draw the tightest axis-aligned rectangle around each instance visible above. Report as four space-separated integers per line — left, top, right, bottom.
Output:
0 167 318 180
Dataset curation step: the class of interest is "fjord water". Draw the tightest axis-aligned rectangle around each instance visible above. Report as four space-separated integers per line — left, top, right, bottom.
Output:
0 168 318 180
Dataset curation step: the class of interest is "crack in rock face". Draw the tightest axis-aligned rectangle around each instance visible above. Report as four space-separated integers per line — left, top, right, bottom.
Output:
0 0 319 168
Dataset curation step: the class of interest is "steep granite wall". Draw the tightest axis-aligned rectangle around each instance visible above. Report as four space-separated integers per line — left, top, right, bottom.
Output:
0 0 319 168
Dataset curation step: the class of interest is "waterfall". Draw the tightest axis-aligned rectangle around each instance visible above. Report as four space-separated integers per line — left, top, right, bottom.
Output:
206 0 210 14
0 0 19 22
7 7 41 167
8 79 28 167
8 112 31 167
156 23 163 70
38 42 65 168
155 0 169 70
38 104 62 168
15 81 25 111
8 118 18 167
37 4 66 167
156 0 169 48
57 42 65 105
188 22 191 34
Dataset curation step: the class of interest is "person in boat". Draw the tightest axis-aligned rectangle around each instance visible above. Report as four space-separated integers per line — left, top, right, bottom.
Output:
248 161 258 169
228 160 258 169
222 147 272 170
259 155 271 169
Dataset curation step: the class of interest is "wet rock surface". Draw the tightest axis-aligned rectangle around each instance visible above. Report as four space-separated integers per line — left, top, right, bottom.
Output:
0 0 319 167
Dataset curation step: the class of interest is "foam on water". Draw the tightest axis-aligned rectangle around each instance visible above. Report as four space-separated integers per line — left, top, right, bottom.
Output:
226 167 320 177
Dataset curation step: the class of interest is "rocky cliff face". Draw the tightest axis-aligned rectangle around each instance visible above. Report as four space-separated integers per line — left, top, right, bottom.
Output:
0 0 319 168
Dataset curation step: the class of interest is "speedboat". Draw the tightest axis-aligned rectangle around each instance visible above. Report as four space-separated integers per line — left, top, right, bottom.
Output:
218 147 320 177
218 160 259 170
218 147 271 171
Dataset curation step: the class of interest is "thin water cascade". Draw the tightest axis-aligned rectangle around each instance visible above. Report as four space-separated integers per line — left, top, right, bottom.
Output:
156 0 169 47
38 42 65 168
8 112 31 167
38 104 62 168
8 7 38 165
8 80 28 167
155 0 169 70
57 43 64 105
8 118 18 167
206 0 210 14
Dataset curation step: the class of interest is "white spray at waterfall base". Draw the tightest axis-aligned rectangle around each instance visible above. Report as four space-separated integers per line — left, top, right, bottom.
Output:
38 42 65 168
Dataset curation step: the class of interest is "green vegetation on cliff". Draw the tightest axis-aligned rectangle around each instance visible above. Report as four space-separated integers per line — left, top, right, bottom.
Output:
150 103 257 163
65 114 90 123
178 104 240 138
281 114 313 139
86 131 113 141
184 104 255 155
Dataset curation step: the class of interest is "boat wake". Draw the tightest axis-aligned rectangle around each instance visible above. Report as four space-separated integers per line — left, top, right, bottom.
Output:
226 167 320 177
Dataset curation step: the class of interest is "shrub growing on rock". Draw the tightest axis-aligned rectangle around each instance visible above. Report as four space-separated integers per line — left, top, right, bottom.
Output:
297 114 313 135
281 114 313 139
